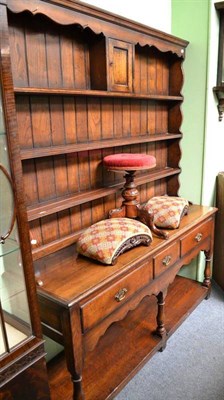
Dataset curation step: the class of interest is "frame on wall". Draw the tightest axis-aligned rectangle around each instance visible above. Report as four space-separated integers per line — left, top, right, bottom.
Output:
214 1 224 121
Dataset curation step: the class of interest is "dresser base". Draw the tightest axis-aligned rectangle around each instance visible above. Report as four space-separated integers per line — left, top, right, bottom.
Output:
47 275 208 400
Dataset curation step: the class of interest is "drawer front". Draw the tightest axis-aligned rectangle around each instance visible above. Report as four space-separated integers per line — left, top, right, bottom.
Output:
180 219 213 256
153 241 180 278
81 260 152 331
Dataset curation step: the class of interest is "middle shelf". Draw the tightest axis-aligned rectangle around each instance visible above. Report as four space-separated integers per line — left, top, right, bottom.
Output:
27 167 181 222
14 86 183 101
20 133 182 160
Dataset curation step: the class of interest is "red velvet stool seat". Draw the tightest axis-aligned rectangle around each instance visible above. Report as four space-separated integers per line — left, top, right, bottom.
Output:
103 153 167 239
103 153 156 171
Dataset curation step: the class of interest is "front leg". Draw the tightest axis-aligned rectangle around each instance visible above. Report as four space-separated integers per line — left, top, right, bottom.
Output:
202 250 212 299
155 290 168 351
61 307 85 400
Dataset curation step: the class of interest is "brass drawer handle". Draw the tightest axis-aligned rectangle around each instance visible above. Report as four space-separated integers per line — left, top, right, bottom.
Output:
115 288 128 302
162 255 172 266
195 233 203 242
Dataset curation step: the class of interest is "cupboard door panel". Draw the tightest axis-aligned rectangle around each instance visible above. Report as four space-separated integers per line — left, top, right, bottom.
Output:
107 39 134 92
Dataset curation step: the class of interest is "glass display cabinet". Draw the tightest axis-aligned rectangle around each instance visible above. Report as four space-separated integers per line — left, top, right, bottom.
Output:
0 58 50 400
0 87 32 358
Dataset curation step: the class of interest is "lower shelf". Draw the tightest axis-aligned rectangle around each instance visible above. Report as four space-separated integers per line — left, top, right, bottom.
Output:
47 276 208 400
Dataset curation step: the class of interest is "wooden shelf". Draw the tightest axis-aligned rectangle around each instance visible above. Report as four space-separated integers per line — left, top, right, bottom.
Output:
47 276 208 400
27 167 181 222
20 133 182 160
14 86 183 101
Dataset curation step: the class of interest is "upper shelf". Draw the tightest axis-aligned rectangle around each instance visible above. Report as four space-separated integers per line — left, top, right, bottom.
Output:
14 87 183 101
20 133 182 160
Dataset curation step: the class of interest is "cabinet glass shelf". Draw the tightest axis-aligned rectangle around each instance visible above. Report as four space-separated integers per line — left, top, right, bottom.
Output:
0 238 20 257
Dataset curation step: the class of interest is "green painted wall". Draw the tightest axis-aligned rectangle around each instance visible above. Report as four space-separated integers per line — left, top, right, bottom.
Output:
172 0 210 280
172 0 210 204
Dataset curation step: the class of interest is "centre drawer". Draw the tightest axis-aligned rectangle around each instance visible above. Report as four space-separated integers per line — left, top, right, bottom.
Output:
180 218 213 256
81 260 153 332
153 241 180 278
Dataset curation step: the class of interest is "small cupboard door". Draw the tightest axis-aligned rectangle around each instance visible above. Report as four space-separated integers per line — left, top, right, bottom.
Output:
107 38 134 92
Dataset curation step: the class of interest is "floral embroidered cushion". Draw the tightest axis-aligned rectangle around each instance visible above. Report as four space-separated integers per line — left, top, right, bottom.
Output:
142 196 189 229
76 218 152 265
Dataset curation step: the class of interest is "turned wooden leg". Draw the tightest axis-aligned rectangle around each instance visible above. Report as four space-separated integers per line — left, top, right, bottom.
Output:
108 171 139 219
72 375 84 400
155 290 167 351
137 206 168 239
61 307 85 400
202 250 212 299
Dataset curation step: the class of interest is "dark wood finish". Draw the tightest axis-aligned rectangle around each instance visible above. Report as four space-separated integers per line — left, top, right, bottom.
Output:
107 38 133 92
108 170 168 239
213 86 224 121
1 1 217 399
34 204 216 399
0 1 50 397
214 3 224 120
14 86 183 100
215 2 224 87
89 36 134 92
4 0 187 260
27 167 180 222
19 133 182 160
46 275 212 400
0 359 50 400
213 172 224 291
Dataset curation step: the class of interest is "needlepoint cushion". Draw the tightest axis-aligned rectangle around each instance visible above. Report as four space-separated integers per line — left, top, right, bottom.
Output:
76 218 152 265
103 153 156 171
142 196 189 229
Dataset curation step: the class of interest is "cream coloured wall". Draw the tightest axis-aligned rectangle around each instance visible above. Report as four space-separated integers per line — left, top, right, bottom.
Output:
80 0 171 32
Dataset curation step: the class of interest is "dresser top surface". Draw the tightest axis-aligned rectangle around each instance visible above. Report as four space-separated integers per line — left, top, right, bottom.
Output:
35 204 216 306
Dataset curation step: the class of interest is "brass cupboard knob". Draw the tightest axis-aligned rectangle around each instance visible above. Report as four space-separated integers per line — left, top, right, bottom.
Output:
162 255 172 266
195 233 203 242
114 288 128 302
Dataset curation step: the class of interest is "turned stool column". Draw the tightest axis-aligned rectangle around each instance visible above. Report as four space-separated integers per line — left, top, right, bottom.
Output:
103 153 167 239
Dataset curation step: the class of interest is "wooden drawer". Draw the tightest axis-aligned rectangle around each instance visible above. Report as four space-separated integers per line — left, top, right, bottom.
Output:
153 241 180 278
180 219 213 256
81 260 152 332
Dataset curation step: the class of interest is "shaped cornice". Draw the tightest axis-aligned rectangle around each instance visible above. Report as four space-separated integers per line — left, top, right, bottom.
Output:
6 0 188 58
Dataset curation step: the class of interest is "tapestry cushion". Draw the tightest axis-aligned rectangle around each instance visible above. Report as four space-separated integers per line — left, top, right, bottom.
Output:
142 196 189 229
103 153 156 171
76 218 152 265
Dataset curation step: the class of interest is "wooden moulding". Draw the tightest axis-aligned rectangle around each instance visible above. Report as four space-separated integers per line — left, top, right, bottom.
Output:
7 0 188 58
